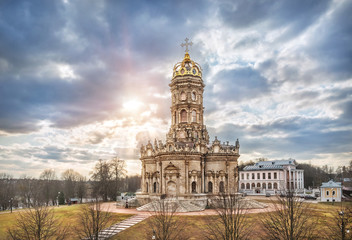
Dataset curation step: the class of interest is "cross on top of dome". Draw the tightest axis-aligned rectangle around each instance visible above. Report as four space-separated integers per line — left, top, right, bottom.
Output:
180 38 193 52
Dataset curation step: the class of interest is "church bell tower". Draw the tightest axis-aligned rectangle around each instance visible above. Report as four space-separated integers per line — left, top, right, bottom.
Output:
167 38 209 149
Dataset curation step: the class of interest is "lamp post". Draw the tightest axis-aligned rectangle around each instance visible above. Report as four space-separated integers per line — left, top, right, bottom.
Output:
339 211 345 240
9 198 13 213
57 192 60 207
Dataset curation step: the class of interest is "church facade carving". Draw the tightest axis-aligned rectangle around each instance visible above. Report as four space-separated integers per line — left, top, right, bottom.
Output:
138 43 240 201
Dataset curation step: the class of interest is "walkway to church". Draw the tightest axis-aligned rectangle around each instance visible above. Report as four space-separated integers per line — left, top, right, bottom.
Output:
97 201 276 239
100 201 276 215
95 214 149 239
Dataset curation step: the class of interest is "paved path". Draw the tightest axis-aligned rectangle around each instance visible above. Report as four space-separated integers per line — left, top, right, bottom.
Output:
100 202 276 216
97 214 149 239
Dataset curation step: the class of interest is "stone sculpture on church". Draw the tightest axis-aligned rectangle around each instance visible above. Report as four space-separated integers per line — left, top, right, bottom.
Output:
138 39 240 203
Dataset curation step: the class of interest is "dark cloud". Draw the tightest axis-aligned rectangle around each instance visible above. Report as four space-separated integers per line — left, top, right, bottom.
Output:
208 67 270 103
340 100 352 121
306 0 352 80
213 115 352 158
219 0 332 39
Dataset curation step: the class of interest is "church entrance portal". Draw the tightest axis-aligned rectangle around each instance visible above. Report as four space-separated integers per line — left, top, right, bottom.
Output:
167 181 176 196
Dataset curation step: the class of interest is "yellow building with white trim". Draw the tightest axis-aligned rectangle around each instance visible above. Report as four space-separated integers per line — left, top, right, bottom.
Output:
320 180 342 202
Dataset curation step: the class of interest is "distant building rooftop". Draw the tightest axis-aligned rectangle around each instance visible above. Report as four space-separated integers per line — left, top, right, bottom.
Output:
321 180 342 188
243 159 297 171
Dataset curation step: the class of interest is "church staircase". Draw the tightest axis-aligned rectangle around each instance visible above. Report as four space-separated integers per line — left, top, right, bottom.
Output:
92 214 149 240
136 199 206 212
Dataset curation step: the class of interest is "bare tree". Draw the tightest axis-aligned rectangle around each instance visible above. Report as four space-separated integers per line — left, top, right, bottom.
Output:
325 205 352 240
17 175 36 208
7 205 69 240
109 157 126 200
260 191 317 240
74 200 112 240
76 174 87 203
91 159 112 201
61 169 77 203
0 173 15 211
39 169 58 206
126 175 141 192
61 169 85 203
204 193 252 240
145 199 189 240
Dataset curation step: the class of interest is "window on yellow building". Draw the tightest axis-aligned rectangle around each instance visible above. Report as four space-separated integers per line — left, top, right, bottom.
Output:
326 190 329 196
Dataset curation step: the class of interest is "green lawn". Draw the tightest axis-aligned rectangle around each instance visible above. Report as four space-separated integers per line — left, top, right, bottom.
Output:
0 204 133 240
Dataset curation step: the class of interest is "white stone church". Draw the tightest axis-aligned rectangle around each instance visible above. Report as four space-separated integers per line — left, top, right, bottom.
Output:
137 39 240 204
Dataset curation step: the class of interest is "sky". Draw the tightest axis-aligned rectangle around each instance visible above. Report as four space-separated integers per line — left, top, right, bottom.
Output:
0 0 351 178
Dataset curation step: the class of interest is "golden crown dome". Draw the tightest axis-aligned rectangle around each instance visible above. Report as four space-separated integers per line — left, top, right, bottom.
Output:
172 52 202 79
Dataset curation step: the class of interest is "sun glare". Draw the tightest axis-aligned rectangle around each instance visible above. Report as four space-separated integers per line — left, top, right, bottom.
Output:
123 99 143 111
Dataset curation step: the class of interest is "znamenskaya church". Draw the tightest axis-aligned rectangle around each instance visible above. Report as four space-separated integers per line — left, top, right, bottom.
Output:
137 39 240 205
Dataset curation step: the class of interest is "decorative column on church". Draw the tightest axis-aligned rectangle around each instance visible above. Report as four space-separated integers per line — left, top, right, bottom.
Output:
185 160 189 194
176 173 179 198
142 162 145 193
162 171 166 194
159 161 162 194
214 173 218 193
201 158 205 193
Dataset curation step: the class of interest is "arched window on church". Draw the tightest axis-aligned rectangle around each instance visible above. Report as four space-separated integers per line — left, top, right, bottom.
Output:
241 183 245 189
268 183 272 189
251 183 255 189
153 182 157 193
169 145 172 151
219 181 225 193
257 183 261 188
246 183 250 189
191 92 196 101
274 183 278 189
146 183 148 193
174 111 177 124
192 181 197 193
180 92 186 101
192 110 197 122
262 183 266 189
181 110 187 123
208 182 213 193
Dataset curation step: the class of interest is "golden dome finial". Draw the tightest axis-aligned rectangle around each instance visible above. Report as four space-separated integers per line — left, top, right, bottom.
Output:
173 38 202 79
184 52 191 62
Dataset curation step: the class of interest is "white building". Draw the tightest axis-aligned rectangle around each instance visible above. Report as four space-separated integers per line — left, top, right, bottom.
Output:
239 160 304 195
320 180 342 202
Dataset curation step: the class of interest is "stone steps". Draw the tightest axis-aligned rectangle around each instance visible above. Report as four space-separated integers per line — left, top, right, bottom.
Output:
136 199 206 212
240 199 267 209
90 214 149 240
